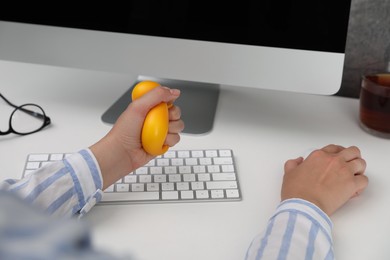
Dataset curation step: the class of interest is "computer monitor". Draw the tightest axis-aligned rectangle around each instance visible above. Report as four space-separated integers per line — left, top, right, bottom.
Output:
0 1 351 134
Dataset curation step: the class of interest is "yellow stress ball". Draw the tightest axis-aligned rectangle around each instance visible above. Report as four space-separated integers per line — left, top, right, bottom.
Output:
132 81 171 156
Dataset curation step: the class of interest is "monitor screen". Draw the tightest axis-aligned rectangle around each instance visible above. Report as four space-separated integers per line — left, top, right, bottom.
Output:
0 1 352 133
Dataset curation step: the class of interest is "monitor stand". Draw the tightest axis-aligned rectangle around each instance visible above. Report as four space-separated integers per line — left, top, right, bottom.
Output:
101 76 220 134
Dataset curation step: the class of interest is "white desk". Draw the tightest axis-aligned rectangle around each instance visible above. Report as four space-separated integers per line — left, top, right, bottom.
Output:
1 60 389 260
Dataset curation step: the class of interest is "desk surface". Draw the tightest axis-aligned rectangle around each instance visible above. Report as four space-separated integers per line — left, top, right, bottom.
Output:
1 60 389 260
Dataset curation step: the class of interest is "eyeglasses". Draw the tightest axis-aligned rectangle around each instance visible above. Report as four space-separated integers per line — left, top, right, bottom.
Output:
0 93 51 136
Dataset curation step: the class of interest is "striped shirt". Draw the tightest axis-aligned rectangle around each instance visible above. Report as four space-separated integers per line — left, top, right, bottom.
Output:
0 149 334 259
245 199 334 260
0 149 103 218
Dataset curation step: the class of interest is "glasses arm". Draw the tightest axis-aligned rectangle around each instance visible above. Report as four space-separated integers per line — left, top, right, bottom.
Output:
18 106 45 119
0 93 19 109
0 94 52 135
0 93 48 121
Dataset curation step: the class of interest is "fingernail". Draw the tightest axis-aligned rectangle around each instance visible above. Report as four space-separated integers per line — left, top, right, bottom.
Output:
170 89 180 96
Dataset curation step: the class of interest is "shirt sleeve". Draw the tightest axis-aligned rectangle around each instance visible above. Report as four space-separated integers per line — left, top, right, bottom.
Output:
0 192 128 260
0 149 103 218
245 198 334 260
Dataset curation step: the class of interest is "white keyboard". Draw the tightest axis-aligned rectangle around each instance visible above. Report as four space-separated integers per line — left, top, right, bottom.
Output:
22 149 241 204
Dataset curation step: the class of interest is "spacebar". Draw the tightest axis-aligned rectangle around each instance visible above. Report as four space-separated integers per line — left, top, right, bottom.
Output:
101 192 160 202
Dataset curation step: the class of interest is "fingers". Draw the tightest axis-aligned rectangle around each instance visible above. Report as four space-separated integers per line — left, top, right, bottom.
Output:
346 158 367 197
347 158 367 175
162 87 181 103
320 145 366 175
165 133 181 147
130 86 181 117
165 116 184 147
320 144 362 161
351 174 369 198
168 119 185 133
169 105 182 121
166 102 184 147
339 146 362 161
168 104 184 132
321 144 345 154
354 174 369 191
328 145 368 197
161 87 180 110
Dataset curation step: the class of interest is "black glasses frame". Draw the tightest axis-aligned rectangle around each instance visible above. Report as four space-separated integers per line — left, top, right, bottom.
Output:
0 93 51 136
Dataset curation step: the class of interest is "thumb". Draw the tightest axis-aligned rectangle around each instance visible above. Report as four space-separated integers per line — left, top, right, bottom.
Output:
284 157 304 173
132 86 180 116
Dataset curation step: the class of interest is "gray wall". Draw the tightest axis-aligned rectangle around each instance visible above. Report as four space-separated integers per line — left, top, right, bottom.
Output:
336 0 390 98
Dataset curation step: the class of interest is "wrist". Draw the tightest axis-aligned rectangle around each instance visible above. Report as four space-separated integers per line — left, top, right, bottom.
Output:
90 134 134 190
278 198 333 233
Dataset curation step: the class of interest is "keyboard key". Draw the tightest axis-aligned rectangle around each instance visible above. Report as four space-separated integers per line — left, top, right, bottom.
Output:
116 184 130 192
191 182 204 190
226 189 240 198
157 158 170 166
191 150 204 157
164 166 177 174
124 175 137 183
197 173 211 181
146 183 160 191
205 150 218 157
212 173 236 181
154 175 167 183
139 175 152 183
183 174 196 182
28 154 49 161
193 165 206 173
211 190 224 199
131 183 144 192
50 153 64 161
206 181 237 190
162 183 174 191
219 150 232 157
164 151 176 158
181 190 194 199
162 191 179 200
26 162 41 169
221 165 235 172
171 158 184 166
102 192 159 202
150 167 163 174
213 157 233 165
207 165 220 173
168 174 181 182
196 190 209 199
185 158 198 165
178 166 191 174
145 160 155 166
199 158 212 165
136 167 148 174
178 151 190 158
176 182 190 191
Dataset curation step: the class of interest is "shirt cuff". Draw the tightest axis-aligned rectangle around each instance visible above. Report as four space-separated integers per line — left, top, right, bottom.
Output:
275 198 333 240
64 149 103 215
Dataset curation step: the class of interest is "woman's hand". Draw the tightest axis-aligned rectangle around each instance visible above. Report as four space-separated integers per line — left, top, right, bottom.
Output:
90 86 184 190
281 144 368 216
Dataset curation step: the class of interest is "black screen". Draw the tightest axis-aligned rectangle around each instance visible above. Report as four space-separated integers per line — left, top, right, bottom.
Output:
0 1 351 53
